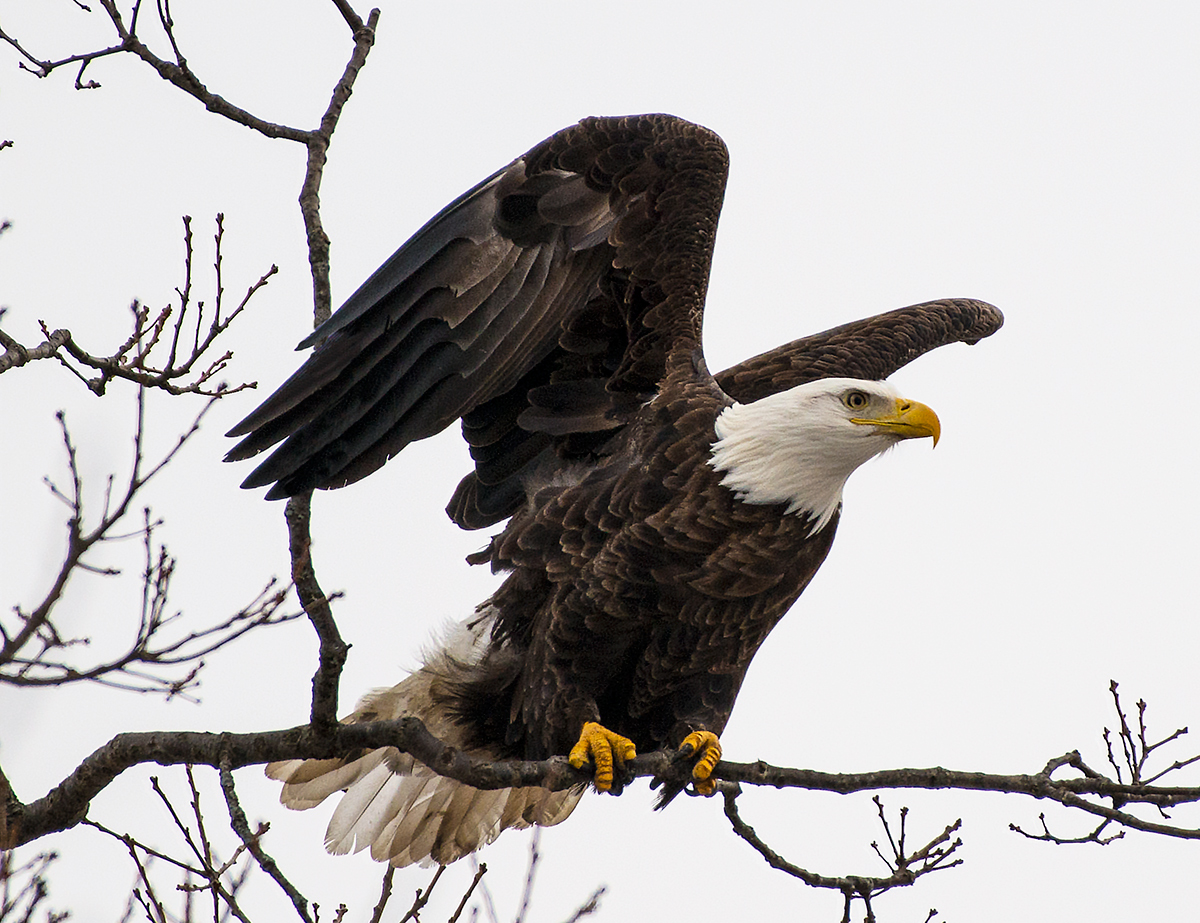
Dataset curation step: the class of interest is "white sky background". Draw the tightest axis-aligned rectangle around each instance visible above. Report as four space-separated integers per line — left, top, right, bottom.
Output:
2 0 1199 920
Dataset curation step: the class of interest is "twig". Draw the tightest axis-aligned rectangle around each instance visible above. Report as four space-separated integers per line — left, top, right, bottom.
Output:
561 885 606 923
447 863 488 923
85 818 208 878
219 761 312 923
723 789 961 921
150 772 252 923
1009 812 1124 846
469 853 499 923
393 865 444 923
0 851 65 923
369 867 397 923
514 828 541 923
86 774 253 923
2 394 298 696
0 216 269 395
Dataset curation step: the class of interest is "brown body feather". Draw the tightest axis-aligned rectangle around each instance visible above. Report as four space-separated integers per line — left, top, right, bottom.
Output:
470 359 837 765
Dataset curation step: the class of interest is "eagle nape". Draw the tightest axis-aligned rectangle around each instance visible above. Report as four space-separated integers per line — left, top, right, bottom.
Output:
232 114 1002 868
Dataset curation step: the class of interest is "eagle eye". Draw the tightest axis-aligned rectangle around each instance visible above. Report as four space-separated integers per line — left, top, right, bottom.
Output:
843 390 870 410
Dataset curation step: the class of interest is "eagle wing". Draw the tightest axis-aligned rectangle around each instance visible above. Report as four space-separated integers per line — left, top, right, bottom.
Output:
714 298 1002 403
225 114 730 504
226 114 1002 528
448 296 1001 528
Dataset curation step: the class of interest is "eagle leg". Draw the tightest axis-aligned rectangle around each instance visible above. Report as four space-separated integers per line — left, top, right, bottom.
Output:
679 730 722 795
568 721 637 793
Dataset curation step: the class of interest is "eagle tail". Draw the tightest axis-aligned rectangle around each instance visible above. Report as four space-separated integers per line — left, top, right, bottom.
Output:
266 611 583 867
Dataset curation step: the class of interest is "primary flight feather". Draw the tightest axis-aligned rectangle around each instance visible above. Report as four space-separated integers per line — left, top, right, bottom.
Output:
227 114 1002 866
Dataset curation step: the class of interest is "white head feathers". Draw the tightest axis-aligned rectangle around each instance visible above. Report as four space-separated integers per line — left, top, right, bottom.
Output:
709 378 939 535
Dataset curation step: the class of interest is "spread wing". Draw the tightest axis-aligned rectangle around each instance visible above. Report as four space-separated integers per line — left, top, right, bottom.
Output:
446 297 1001 528
225 114 730 503
714 297 1003 403
226 113 1003 527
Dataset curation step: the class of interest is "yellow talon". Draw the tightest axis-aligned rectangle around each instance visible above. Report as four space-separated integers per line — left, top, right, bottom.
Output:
679 730 722 796
569 721 637 793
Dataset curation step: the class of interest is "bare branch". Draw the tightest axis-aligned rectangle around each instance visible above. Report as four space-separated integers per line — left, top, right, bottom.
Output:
0 326 72 374
722 789 961 923
392 865 444 923
84 773 256 923
0 850 67 923
85 817 206 878
1104 680 1194 786
10 680 1200 853
1009 812 1125 846
447 863 488 923
298 7 381 328
0 216 269 397
470 853 500 923
3 1 379 333
284 495 348 731
2 393 298 698
0 19 125 84
329 0 368 32
2 3 395 917
219 762 312 923
2 0 382 740
368 867 397 923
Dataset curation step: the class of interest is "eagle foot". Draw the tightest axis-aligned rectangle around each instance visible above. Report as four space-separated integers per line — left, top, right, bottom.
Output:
678 730 722 796
568 721 637 793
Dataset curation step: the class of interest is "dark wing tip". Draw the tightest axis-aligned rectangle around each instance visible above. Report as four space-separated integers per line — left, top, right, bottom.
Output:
222 434 258 462
956 298 1004 343
262 481 294 501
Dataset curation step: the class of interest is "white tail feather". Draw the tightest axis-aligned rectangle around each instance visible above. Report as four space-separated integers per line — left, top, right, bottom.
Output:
267 610 584 867
325 759 407 855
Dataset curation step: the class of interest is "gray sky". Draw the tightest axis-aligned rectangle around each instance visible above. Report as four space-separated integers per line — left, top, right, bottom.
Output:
3 1 1199 919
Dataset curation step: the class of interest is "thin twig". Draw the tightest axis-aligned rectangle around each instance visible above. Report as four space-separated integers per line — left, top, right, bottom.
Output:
447 863 488 923
514 829 541 923
394 865 445 923
219 761 313 923
723 789 962 914
2 395 296 696
561 886 606 923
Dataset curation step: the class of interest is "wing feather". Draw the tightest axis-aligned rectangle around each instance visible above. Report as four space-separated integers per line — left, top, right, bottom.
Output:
226 116 1001 530
714 297 1003 403
227 115 729 502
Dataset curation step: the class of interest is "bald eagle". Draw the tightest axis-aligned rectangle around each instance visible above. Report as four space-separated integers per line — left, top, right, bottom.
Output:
226 115 1001 867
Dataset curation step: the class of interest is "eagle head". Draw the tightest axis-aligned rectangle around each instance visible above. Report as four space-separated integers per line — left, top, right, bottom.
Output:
709 378 940 534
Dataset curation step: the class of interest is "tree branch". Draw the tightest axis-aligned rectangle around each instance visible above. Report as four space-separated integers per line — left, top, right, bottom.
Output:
219 762 312 923
8 693 1200 853
1 391 298 698
298 8 380 329
82 771 256 923
284 495 348 731
0 216 269 396
723 789 961 922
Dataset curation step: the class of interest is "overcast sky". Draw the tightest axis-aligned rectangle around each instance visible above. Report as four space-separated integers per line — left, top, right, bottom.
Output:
3 1 1199 920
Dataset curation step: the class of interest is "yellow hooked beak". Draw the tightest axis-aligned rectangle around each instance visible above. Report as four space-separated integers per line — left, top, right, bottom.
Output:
851 398 941 446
